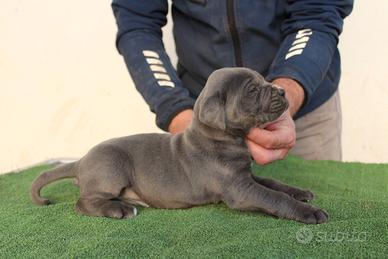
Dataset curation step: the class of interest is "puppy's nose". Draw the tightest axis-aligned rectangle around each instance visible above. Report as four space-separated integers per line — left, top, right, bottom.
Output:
278 88 285 97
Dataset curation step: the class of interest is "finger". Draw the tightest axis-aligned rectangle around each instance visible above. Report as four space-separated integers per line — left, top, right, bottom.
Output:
247 141 288 165
247 127 295 149
246 139 288 165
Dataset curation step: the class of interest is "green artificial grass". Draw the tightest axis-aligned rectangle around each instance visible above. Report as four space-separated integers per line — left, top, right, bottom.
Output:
0 156 387 258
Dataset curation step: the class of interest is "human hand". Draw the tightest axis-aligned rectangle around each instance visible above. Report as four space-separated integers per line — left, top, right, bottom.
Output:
246 110 296 165
168 109 193 134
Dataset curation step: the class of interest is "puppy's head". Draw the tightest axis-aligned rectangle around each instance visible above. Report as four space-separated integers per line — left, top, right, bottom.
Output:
194 67 288 135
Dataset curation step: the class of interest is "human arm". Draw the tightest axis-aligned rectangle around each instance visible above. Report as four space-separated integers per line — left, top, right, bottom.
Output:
265 0 353 109
248 0 353 165
112 0 195 131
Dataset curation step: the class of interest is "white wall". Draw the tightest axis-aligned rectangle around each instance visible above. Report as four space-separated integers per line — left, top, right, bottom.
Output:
1 0 387 174
339 1 388 164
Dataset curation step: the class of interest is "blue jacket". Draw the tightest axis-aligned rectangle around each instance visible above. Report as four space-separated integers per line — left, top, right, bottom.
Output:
112 0 353 131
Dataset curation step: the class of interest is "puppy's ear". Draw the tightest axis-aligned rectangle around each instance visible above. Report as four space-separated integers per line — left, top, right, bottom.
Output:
197 92 226 131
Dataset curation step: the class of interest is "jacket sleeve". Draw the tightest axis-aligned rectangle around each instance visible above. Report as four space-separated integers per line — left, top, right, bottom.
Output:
266 0 354 106
111 0 195 131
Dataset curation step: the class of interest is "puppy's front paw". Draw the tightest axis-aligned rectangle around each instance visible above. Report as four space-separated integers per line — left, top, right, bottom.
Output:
300 208 329 224
291 190 315 202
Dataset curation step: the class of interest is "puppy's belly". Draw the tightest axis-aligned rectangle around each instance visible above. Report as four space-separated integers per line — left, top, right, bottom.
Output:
122 183 209 209
121 187 194 208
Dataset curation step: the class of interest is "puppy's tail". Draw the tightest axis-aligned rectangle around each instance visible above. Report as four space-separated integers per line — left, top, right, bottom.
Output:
30 162 77 205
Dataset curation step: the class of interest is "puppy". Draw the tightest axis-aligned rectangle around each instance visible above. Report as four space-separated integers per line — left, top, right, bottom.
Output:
31 67 328 224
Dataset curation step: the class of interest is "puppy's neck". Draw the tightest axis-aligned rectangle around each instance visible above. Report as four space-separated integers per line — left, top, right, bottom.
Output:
186 117 245 144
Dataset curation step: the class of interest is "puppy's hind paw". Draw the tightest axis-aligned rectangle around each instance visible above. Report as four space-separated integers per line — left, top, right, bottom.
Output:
101 201 138 219
112 205 137 219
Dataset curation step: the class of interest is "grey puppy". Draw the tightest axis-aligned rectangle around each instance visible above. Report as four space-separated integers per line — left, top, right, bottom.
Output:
31 67 328 224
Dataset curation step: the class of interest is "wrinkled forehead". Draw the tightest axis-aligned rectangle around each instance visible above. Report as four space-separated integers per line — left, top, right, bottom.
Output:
210 67 263 83
206 68 265 93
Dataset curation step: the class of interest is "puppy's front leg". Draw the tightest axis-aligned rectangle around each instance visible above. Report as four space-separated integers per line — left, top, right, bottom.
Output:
251 175 314 202
223 175 328 224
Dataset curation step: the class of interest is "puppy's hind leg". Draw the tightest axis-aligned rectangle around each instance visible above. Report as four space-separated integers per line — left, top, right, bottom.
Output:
75 145 137 219
251 175 314 202
76 196 137 219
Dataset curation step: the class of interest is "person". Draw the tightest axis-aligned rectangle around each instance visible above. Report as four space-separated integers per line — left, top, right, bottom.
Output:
111 0 353 164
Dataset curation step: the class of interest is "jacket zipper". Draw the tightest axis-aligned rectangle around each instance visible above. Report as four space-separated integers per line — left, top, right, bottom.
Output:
226 0 243 67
